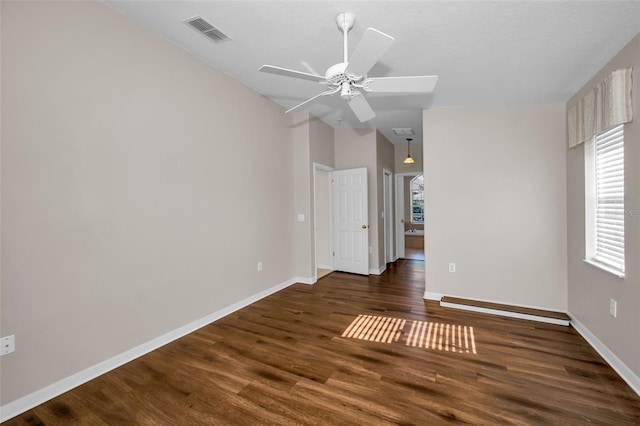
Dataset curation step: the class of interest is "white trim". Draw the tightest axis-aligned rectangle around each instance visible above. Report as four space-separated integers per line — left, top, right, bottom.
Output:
294 276 316 285
583 258 625 278
312 162 335 275
424 291 444 301
382 168 394 264
0 277 298 422
569 313 640 396
440 301 570 326
316 264 333 270
369 264 387 275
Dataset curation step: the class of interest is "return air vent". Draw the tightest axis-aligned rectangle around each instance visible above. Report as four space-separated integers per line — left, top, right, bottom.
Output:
184 17 231 43
392 128 415 135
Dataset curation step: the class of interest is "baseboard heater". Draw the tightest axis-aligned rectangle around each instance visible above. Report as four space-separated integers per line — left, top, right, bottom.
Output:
440 296 571 326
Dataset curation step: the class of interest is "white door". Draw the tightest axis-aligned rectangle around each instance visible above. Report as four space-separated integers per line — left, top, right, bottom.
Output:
332 168 369 275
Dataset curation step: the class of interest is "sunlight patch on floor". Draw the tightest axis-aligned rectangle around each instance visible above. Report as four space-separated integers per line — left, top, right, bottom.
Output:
341 314 477 354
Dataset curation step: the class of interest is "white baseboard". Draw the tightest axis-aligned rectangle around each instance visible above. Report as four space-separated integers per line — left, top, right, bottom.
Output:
316 264 332 270
294 277 315 285
369 265 387 275
569 313 640 396
0 277 298 423
424 291 444 301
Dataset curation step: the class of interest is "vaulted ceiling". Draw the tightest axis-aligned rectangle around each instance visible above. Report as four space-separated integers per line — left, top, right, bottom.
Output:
103 1 640 145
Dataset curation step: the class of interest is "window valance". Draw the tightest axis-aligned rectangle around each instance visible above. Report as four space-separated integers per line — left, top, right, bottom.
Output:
567 68 633 148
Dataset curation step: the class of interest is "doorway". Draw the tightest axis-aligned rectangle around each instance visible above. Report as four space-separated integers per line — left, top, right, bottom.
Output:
314 163 333 280
395 172 424 261
313 165 370 277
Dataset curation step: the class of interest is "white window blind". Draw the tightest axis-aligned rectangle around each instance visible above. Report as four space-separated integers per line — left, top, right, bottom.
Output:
593 124 624 274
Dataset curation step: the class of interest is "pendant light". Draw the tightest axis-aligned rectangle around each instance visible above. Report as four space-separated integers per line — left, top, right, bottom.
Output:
403 138 415 164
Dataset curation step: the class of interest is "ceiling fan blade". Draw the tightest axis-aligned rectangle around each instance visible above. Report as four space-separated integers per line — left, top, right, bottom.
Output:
259 65 325 83
285 88 339 113
366 76 439 93
348 93 376 122
346 28 395 78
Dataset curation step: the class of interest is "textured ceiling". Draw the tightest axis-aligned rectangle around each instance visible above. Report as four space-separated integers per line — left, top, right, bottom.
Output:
103 1 640 145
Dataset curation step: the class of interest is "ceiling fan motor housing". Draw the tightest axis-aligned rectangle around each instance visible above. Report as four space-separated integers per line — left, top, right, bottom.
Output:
325 62 348 81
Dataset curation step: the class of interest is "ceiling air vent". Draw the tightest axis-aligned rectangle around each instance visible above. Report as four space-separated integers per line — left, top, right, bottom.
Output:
392 128 415 135
185 17 231 43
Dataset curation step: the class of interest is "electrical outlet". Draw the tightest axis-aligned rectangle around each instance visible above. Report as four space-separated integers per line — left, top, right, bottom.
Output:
0 335 15 356
368 247 373 254
610 299 617 318
297 214 305 222
257 261 263 272
448 262 456 273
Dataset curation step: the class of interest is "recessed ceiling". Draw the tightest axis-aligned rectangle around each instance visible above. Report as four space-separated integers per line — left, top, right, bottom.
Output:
102 1 640 145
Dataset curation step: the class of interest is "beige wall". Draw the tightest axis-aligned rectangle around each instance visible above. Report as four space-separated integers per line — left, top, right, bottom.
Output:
395 143 423 173
566 34 640 377
291 114 335 280
310 117 335 169
333 129 394 273
309 117 335 274
334 128 380 272
376 131 395 268
423 104 567 310
292 113 313 280
1 0 296 405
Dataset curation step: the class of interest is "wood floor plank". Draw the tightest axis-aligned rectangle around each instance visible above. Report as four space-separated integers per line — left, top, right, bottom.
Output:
4 260 640 425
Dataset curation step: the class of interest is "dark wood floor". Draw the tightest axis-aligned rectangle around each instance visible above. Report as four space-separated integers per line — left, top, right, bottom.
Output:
403 247 425 260
5 260 640 425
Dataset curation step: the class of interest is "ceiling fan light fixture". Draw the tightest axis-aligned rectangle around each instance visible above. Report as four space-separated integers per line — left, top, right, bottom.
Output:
404 138 415 164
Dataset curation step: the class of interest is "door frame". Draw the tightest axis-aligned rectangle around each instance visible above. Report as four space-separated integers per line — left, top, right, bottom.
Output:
395 171 423 259
313 162 334 276
383 169 394 263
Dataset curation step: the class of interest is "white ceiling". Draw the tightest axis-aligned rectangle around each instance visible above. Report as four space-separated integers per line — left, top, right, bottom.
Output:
103 1 640 145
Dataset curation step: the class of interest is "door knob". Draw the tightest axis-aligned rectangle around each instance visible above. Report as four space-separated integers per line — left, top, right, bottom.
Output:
362 225 368 229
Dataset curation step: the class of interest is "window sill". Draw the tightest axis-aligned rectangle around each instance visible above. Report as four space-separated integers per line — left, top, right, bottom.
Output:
583 259 625 278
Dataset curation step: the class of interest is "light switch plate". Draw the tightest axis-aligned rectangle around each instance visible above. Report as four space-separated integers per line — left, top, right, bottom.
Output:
1 335 15 356
610 299 617 318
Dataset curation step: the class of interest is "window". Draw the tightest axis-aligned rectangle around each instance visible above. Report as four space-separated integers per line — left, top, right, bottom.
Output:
410 175 424 224
585 124 624 276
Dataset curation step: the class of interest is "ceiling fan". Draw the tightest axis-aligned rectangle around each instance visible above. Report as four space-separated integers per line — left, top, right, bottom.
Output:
259 12 438 123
